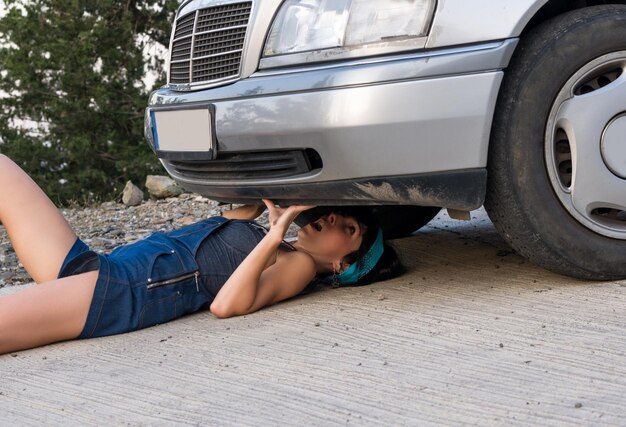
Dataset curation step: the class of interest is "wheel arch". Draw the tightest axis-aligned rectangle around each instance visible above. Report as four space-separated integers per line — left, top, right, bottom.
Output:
520 0 626 36
427 0 626 49
487 0 626 166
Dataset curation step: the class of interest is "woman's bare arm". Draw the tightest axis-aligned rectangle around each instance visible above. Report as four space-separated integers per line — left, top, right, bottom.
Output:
243 250 316 315
210 199 315 318
220 204 265 220
209 236 315 318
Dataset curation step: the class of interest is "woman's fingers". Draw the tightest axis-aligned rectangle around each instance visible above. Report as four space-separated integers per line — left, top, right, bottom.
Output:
261 198 275 211
261 199 316 228
261 198 315 210
283 205 317 225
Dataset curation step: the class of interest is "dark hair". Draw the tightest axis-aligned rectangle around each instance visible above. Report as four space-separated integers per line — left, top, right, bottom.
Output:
311 206 407 288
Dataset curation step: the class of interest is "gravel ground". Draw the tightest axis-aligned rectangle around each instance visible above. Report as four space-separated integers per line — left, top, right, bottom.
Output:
0 194 299 288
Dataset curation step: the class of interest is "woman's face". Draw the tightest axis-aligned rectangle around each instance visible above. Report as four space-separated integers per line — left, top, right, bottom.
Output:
296 212 365 272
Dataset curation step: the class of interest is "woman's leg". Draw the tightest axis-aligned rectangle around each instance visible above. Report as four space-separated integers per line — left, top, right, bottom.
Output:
0 154 77 283
0 271 98 354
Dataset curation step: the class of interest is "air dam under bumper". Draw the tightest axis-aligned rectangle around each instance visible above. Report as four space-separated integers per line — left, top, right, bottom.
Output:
145 40 518 209
178 169 487 210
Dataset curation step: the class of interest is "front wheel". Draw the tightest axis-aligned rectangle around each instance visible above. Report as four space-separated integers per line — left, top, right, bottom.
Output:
485 5 626 280
371 205 441 240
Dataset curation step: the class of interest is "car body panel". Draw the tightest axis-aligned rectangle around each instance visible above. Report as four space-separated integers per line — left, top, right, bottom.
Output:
427 0 549 48
147 41 512 185
175 0 549 57
146 0 549 207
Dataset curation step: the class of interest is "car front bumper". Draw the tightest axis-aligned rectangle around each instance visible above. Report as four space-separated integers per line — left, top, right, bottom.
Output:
145 39 518 209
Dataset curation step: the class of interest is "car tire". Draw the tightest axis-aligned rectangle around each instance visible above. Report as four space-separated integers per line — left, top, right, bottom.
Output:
485 5 626 280
372 205 441 240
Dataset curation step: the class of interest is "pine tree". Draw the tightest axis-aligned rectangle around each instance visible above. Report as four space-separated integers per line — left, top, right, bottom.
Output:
0 0 179 205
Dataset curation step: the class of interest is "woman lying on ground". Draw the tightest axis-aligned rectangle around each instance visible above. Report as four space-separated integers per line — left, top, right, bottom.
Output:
0 154 405 354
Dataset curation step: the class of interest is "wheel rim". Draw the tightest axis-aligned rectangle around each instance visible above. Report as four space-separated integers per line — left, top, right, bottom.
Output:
545 51 626 240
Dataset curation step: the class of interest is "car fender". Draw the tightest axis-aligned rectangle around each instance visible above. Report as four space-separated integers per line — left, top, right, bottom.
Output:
427 0 549 48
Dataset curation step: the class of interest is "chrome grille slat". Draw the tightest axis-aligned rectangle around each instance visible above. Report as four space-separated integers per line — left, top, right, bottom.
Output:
193 25 248 37
192 52 242 82
196 17 250 33
169 2 252 86
193 49 243 62
194 28 247 58
171 38 192 61
169 62 191 84
173 13 195 39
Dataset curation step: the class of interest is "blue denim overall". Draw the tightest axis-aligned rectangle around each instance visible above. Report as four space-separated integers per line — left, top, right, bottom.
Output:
58 216 270 339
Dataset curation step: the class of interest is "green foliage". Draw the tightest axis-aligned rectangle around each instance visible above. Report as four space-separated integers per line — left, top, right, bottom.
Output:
0 0 179 205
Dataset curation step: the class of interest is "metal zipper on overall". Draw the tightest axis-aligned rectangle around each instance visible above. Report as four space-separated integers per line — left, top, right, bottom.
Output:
146 270 200 291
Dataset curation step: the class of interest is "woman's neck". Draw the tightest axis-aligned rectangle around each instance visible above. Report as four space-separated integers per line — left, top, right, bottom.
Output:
290 240 332 275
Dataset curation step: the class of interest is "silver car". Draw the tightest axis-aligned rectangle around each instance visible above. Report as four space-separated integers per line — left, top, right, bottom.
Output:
145 0 626 280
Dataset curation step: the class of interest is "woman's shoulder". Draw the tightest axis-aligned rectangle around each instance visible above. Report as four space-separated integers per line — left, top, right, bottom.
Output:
275 250 319 295
276 247 315 269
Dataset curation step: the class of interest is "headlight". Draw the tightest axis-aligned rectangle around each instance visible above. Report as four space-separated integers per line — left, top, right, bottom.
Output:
264 0 436 58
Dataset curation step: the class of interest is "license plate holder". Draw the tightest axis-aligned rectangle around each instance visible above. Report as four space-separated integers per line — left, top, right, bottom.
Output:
150 104 216 161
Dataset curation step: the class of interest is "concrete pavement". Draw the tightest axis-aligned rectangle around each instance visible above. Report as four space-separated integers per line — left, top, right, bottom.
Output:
1 209 625 426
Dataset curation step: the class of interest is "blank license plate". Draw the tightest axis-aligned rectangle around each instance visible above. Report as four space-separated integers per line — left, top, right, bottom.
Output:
151 107 214 157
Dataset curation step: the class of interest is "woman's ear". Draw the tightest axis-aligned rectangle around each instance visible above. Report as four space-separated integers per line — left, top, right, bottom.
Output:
345 216 366 240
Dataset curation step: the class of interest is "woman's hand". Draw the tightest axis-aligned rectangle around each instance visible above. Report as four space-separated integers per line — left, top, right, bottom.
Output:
261 198 315 240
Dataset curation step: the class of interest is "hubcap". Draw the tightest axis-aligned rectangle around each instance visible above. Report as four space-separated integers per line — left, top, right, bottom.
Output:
545 51 626 239
601 114 626 179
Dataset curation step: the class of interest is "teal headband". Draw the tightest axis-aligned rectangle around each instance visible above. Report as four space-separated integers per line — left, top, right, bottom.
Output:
329 228 384 286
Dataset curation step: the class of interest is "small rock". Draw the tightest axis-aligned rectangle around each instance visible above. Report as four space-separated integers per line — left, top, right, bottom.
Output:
574 402 582 408
499 343 504 348
122 181 143 207
152 218 173 225
146 175 183 199
0 271 16 282
107 229 125 237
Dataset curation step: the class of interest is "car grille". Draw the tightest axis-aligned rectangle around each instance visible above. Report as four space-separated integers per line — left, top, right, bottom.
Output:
166 150 323 181
169 2 252 86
